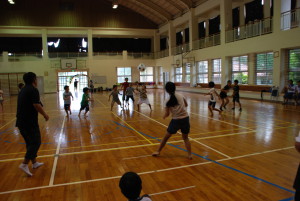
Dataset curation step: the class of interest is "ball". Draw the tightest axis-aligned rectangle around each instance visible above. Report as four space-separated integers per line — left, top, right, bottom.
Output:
137 63 146 72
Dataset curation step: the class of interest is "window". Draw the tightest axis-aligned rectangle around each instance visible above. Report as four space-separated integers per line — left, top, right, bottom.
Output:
212 59 221 84
232 56 248 84
140 67 154 82
175 67 183 82
256 52 273 85
197 61 208 83
117 67 132 83
158 66 163 83
288 49 300 83
185 63 191 83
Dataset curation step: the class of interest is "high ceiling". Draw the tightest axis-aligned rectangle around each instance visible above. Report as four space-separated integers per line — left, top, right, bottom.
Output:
107 0 207 26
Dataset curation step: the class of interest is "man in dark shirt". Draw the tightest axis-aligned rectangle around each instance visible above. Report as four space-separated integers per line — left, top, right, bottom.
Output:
17 72 49 176
232 79 242 112
74 79 79 91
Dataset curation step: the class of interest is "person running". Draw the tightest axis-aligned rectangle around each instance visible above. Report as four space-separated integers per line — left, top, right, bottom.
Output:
109 85 123 111
136 85 152 111
121 77 130 107
63 85 74 117
152 82 192 159
232 80 242 111
125 83 135 107
205 81 222 116
78 87 91 117
74 79 79 92
219 80 231 111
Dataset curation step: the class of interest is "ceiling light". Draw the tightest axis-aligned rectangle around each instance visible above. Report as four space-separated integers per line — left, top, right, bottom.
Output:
112 0 118 9
8 0 15 4
112 4 118 9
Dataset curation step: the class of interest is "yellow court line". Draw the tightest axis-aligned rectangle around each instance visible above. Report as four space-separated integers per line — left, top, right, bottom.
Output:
111 112 153 144
0 118 16 130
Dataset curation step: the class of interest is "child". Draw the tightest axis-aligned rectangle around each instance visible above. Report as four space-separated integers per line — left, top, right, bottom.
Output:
232 80 242 111
0 90 3 111
152 82 192 159
283 80 296 105
205 81 221 115
219 80 231 111
109 85 122 111
119 172 152 201
137 85 152 111
63 85 73 117
125 83 135 107
78 87 91 117
295 80 300 105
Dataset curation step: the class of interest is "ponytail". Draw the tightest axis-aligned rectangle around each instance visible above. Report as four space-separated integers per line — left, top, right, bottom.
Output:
165 82 178 107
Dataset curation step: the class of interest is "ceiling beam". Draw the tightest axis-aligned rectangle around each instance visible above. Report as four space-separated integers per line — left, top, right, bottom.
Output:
168 0 185 13
180 0 193 9
135 0 173 20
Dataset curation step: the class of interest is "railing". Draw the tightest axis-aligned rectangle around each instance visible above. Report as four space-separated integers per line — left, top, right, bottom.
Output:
8 52 43 61
155 49 169 59
48 52 88 58
172 43 190 55
193 33 220 50
127 52 154 59
226 18 272 43
281 8 300 30
93 52 123 59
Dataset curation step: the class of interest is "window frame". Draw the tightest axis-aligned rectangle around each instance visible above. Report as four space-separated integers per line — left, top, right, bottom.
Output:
255 52 274 85
117 67 132 84
197 60 208 83
212 59 222 84
175 66 183 82
139 67 154 82
231 55 248 84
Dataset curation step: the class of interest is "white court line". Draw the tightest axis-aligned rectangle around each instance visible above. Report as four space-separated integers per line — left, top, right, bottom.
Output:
113 136 137 139
0 146 294 195
122 155 152 160
134 110 231 158
190 112 254 131
191 139 231 158
149 186 196 196
49 116 66 186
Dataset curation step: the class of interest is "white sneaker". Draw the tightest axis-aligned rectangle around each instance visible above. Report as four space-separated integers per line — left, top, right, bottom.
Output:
19 164 33 176
32 162 44 169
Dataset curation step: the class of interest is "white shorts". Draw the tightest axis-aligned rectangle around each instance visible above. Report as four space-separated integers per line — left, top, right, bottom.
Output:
138 98 150 105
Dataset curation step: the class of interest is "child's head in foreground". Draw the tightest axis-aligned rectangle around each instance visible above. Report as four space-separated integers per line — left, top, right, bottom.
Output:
119 172 142 200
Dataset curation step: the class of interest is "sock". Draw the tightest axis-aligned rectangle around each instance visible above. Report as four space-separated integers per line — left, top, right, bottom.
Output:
32 162 44 169
19 163 33 176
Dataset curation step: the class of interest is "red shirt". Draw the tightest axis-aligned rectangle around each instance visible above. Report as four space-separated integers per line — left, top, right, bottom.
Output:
122 82 129 92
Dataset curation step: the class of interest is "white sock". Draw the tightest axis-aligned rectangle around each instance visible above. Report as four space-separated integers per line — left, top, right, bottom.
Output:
19 163 33 176
32 162 44 169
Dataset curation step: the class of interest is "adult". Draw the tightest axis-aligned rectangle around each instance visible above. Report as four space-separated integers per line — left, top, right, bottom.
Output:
283 80 296 105
121 77 130 106
294 135 300 200
16 72 49 176
74 79 79 91
89 80 94 94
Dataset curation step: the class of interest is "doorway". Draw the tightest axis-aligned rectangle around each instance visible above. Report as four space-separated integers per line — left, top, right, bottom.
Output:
57 70 89 92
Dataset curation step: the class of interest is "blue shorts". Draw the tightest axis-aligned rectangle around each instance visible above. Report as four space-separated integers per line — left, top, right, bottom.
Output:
64 104 70 110
80 104 89 112
167 117 190 134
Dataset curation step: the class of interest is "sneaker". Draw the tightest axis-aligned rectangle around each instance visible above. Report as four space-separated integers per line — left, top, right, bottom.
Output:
19 164 33 176
32 162 44 169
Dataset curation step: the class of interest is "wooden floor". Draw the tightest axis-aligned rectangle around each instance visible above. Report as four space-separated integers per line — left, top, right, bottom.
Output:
0 89 299 201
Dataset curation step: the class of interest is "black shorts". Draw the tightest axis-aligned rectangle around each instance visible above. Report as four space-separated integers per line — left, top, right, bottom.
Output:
233 95 240 103
122 93 126 101
208 101 216 108
294 163 300 190
126 95 135 102
284 92 294 99
64 104 70 110
18 125 41 160
80 104 89 112
167 117 190 134
220 92 227 99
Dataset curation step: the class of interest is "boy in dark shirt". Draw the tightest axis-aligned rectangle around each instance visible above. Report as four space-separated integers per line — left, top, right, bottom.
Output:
78 87 91 117
219 80 231 111
232 79 242 111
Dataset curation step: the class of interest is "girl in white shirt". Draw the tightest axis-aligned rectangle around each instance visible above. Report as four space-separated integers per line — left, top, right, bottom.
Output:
205 81 222 116
152 82 192 159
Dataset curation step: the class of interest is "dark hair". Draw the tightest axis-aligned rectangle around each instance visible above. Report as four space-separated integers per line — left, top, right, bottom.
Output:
119 172 142 200
83 87 89 93
113 85 117 89
23 72 37 85
208 81 215 88
125 78 128 80
18 83 24 89
64 85 69 90
165 82 178 107
234 80 239 83
227 80 232 83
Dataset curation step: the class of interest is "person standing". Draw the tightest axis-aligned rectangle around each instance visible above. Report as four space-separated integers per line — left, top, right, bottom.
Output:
74 79 79 92
16 72 49 176
120 78 130 107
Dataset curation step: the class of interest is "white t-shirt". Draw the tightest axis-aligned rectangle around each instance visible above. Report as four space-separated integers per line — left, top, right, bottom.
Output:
296 85 300 93
165 93 188 119
287 84 296 93
209 88 218 102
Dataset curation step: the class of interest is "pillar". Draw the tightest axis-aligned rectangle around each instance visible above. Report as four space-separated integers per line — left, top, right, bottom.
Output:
220 0 233 44
189 8 198 50
87 29 93 59
168 22 176 56
41 29 48 60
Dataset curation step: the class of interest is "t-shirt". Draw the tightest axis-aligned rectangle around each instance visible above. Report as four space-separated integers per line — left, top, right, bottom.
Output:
16 85 41 128
122 82 129 92
81 93 89 105
165 93 188 119
287 84 296 93
74 81 78 87
138 88 147 99
222 85 230 92
63 92 73 104
296 85 300 93
233 85 239 96
209 88 218 102
126 87 135 96
110 91 120 101
131 195 152 201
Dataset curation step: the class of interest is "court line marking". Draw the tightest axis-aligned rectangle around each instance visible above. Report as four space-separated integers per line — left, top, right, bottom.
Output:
134 110 231 158
0 146 294 195
111 112 153 144
49 116 66 186
190 112 254 131
113 136 137 139
122 154 152 160
0 118 16 130
149 185 196 196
